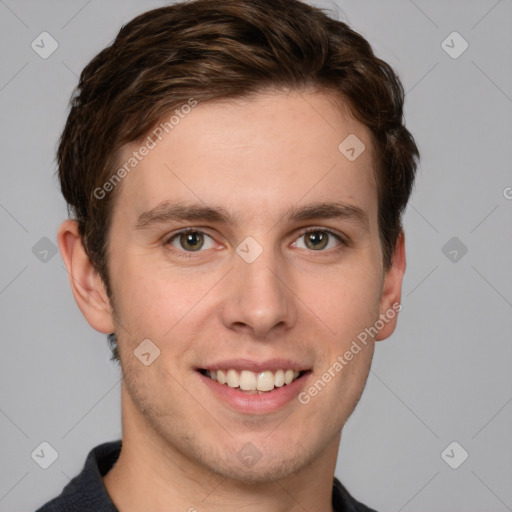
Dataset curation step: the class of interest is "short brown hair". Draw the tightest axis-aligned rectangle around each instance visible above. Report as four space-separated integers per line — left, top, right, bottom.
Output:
58 0 419 351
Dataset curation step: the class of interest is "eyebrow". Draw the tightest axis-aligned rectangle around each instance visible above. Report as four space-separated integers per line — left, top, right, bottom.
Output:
134 200 369 231
134 202 236 229
282 202 369 231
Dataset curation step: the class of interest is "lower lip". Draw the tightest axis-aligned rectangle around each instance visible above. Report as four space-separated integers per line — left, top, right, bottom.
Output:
198 371 310 414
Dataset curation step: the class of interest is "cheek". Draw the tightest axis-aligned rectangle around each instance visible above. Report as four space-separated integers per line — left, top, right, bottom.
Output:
109 255 220 351
109 248 165 308
298 262 383 338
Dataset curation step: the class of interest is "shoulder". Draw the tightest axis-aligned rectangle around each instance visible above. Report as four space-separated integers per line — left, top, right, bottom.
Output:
332 477 380 512
34 441 121 512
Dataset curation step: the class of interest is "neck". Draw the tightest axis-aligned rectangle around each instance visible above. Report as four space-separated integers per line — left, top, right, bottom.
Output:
103 388 339 512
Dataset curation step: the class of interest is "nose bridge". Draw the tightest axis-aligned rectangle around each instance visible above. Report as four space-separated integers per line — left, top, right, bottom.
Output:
221 241 295 337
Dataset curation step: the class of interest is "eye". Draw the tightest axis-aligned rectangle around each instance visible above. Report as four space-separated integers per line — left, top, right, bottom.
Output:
292 229 342 251
165 229 215 252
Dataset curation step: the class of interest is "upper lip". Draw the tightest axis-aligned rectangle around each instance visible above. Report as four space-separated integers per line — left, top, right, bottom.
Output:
197 358 311 373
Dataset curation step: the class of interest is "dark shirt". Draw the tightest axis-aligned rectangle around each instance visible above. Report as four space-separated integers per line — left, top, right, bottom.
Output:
35 440 378 512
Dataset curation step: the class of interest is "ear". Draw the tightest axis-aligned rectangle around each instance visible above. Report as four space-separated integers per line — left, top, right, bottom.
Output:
58 220 115 334
375 230 406 341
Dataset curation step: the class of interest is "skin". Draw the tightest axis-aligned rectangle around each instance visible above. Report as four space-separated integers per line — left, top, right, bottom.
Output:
58 88 405 512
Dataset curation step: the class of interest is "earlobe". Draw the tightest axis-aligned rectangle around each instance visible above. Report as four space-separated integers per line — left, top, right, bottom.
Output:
375 231 406 341
58 220 115 334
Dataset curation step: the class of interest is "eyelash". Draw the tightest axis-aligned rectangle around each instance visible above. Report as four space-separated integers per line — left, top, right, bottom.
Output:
164 227 346 256
293 228 345 251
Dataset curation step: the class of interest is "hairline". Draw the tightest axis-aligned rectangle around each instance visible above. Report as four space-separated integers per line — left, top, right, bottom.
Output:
97 85 386 293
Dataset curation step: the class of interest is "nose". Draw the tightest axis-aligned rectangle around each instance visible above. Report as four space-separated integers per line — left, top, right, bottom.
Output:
219 247 297 339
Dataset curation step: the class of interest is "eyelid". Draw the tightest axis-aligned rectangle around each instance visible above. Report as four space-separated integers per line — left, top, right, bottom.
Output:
296 226 342 237
163 226 347 255
164 227 217 251
294 226 346 245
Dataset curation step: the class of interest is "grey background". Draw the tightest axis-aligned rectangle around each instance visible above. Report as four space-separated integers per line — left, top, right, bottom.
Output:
1 0 511 510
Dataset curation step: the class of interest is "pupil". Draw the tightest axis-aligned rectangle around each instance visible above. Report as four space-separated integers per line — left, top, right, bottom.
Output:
182 232 203 251
307 231 327 250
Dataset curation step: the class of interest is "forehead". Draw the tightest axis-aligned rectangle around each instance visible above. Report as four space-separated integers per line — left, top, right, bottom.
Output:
113 89 378 226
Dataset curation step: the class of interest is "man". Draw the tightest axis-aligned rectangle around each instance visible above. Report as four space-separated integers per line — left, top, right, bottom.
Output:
37 0 419 510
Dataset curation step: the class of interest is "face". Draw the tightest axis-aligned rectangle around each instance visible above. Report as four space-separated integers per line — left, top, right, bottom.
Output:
100 89 402 483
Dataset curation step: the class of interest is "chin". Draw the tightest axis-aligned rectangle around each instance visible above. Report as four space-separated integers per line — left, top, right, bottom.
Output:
188 434 325 486
209 453 310 485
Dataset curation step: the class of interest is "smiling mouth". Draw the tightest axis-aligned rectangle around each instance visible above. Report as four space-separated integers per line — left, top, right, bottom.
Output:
199 368 308 394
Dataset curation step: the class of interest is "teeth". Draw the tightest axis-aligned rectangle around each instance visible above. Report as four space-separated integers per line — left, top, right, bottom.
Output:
239 370 257 391
274 369 285 387
257 371 274 391
205 368 303 392
226 369 239 388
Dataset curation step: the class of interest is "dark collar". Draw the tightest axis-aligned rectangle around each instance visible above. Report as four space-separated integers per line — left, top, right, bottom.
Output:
36 440 378 512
